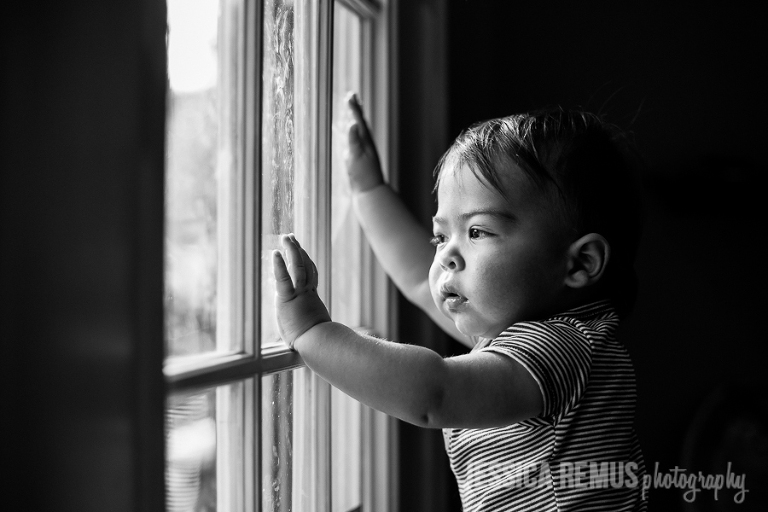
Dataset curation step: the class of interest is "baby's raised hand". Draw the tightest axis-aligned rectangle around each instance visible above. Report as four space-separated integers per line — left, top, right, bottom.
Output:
345 92 385 193
273 234 331 349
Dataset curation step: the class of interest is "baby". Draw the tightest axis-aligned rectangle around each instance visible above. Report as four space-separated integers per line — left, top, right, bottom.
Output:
273 95 646 510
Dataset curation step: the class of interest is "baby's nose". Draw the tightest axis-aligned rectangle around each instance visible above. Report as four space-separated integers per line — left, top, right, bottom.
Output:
437 247 464 272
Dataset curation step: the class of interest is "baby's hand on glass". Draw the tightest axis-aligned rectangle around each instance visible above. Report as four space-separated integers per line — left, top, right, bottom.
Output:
273 234 331 349
345 92 384 193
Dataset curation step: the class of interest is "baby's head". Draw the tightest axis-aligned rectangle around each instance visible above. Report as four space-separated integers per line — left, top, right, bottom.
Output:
431 108 643 335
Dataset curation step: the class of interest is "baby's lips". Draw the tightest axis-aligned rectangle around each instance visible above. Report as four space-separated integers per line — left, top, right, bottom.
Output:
439 284 463 299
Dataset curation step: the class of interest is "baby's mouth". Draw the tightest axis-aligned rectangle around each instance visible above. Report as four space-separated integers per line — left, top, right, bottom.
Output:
441 287 467 309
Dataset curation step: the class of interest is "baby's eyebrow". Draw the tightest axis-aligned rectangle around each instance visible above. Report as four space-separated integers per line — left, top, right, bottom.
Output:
432 209 516 224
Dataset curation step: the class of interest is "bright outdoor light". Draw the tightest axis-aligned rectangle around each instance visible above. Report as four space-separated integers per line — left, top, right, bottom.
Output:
167 0 219 93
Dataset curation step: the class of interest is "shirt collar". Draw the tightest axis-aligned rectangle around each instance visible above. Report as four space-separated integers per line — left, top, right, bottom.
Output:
551 299 616 322
475 299 617 350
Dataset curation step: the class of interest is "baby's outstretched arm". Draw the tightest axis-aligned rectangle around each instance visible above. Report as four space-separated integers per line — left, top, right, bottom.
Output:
273 234 543 428
345 94 468 345
274 233 444 424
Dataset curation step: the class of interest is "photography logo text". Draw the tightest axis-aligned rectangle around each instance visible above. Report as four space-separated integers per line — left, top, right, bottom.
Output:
468 460 748 503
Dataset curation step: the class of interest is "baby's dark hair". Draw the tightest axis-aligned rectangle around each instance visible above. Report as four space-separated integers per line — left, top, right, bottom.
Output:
434 107 644 318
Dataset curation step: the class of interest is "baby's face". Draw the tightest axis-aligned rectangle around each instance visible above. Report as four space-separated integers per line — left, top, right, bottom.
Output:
428 163 572 339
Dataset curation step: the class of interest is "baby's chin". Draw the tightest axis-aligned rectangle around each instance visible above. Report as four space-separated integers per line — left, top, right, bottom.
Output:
435 299 505 339
452 317 501 340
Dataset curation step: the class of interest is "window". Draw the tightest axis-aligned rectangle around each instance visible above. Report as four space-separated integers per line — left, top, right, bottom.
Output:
163 0 393 511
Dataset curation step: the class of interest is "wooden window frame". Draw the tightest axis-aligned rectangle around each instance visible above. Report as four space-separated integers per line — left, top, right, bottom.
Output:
162 1 397 511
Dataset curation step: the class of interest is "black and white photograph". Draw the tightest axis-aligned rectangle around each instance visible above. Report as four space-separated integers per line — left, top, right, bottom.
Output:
2 0 766 511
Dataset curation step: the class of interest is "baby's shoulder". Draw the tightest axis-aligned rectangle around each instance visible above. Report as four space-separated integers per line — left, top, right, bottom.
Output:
495 316 584 342
493 302 619 348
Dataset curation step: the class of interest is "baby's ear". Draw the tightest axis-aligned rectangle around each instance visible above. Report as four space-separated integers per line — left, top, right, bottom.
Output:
564 233 610 289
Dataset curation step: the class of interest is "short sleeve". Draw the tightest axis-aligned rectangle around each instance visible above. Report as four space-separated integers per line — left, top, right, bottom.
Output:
480 319 593 423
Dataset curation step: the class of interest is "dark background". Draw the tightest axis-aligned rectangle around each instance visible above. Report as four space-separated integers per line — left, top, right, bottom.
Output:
398 1 768 510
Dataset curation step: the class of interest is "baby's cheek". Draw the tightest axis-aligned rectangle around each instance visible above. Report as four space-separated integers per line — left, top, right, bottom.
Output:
427 260 440 287
427 263 443 306
476 261 510 294
478 266 521 315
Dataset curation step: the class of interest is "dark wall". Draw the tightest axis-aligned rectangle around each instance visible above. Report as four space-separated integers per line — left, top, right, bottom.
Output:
1 2 167 510
396 1 465 511
448 0 766 169
447 0 768 509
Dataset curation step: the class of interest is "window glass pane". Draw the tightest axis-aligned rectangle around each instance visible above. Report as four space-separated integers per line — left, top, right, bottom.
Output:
262 371 294 511
331 387 362 512
260 0 318 350
165 0 243 359
262 367 320 512
331 4 363 327
165 380 247 512
331 5 364 511
166 389 217 512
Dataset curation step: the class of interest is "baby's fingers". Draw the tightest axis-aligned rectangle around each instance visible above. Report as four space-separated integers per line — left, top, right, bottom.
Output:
346 92 371 139
281 234 308 289
347 122 366 157
291 235 319 290
272 250 296 300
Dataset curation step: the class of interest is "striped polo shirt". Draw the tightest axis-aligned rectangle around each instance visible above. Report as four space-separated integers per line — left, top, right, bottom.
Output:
443 300 646 511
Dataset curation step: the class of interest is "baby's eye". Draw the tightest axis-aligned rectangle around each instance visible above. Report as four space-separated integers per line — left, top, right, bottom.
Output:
469 228 488 240
469 228 494 241
429 234 446 247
